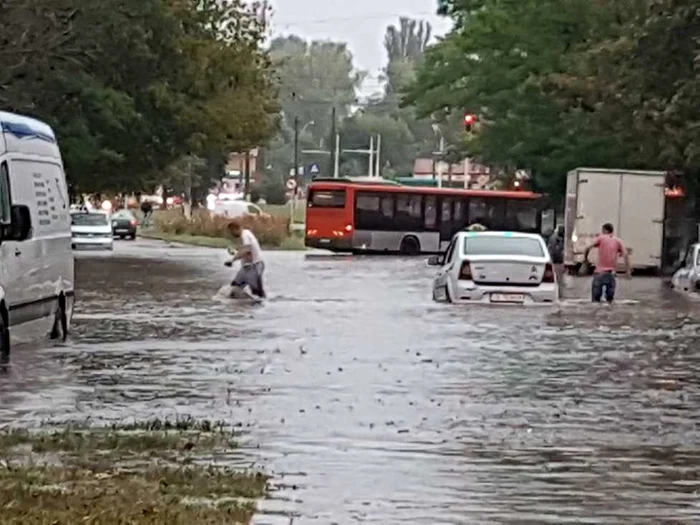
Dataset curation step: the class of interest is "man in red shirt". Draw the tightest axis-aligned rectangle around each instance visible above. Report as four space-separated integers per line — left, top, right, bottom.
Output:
583 223 631 303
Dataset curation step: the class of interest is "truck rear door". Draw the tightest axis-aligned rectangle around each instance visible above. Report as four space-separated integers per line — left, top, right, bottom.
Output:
573 171 621 263
619 174 664 269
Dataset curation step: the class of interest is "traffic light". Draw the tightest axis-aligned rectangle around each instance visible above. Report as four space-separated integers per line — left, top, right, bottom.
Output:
464 113 477 131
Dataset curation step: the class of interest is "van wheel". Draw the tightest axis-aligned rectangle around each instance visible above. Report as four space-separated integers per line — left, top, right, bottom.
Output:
50 298 68 342
0 311 9 357
399 236 420 255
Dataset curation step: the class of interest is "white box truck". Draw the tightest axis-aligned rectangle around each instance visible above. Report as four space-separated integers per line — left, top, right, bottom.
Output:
564 168 666 272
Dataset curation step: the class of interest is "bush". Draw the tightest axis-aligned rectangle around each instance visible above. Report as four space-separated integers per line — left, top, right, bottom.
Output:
155 209 290 247
262 176 287 205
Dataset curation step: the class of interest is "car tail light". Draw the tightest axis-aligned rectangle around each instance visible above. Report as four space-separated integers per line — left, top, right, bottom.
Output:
459 261 472 280
131 220 137 226
345 224 353 232
543 263 555 283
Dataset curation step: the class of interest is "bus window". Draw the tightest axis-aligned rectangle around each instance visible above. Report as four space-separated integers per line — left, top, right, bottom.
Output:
506 199 539 232
454 199 469 230
381 194 394 219
440 197 454 240
356 192 394 230
308 190 346 208
469 198 505 229
424 196 438 230
396 194 422 230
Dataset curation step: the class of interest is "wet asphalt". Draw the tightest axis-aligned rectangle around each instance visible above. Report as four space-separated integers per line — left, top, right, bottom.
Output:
1 239 700 524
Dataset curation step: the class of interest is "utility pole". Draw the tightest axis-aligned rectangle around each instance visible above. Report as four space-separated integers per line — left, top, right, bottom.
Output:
293 116 300 187
368 136 374 177
328 107 336 178
375 135 381 177
334 133 340 178
463 157 471 189
243 150 251 199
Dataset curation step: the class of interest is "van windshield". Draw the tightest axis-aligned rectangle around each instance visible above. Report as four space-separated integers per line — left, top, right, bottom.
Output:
71 213 108 226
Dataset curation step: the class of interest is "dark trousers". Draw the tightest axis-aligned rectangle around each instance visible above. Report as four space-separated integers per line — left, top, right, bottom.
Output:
232 261 266 298
592 272 616 302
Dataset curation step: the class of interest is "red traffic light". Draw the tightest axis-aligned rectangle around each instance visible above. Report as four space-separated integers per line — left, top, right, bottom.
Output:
464 113 477 130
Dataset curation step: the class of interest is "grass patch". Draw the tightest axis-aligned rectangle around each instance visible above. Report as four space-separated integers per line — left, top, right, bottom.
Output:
150 208 305 250
0 418 267 524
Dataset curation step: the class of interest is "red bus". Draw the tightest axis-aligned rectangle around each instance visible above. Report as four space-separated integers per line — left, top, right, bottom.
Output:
305 178 552 254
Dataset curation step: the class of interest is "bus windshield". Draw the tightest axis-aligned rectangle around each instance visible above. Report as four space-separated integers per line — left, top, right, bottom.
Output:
308 189 346 208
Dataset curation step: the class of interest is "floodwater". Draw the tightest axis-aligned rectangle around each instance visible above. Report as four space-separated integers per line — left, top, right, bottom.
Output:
2 239 700 524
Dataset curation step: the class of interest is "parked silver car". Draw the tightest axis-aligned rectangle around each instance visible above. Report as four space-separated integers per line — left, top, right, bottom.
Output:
429 231 558 304
671 243 700 293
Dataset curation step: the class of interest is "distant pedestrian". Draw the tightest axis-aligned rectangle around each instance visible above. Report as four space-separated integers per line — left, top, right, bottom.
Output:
547 225 565 298
140 200 153 228
583 223 630 303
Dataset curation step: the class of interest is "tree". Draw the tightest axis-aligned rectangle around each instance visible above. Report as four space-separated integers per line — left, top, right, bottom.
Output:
270 36 364 149
341 17 439 178
383 18 432 97
1 0 279 194
406 0 686 196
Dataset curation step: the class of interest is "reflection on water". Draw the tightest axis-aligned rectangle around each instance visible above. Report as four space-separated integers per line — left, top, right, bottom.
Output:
1 241 700 523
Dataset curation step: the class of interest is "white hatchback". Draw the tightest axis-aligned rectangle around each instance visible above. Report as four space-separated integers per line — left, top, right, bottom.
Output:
671 243 700 294
70 210 113 250
429 231 558 304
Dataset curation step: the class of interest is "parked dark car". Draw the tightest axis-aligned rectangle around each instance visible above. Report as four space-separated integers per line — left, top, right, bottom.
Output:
111 209 138 239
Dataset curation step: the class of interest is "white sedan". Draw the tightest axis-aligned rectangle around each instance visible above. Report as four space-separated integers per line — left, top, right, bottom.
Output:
70 210 113 250
671 243 700 293
429 231 558 304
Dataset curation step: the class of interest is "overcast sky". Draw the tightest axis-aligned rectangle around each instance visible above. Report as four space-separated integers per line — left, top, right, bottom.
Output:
269 0 452 95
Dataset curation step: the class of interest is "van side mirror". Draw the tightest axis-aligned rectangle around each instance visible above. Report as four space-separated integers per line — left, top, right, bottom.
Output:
6 205 32 241
427 255 441 266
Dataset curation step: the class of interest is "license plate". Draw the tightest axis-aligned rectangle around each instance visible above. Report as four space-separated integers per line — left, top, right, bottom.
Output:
319 239 330 244
490 293 524 303
115 229 129 233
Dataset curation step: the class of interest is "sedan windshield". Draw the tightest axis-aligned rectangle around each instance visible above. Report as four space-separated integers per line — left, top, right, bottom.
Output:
71 213 108 226
464 235 544 257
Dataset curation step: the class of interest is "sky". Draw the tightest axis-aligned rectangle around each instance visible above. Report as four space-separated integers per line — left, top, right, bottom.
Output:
268 0 452 96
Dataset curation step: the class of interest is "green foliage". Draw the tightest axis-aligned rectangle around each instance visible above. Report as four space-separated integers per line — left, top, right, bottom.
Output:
407 0 700 196
260 173 287 205
271 36 363 146
0 0 278 194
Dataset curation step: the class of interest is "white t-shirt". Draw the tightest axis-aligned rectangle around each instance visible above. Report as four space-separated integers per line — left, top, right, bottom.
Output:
240 229 262 263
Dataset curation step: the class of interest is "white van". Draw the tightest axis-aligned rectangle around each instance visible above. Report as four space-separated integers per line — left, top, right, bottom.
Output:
0 111 74 356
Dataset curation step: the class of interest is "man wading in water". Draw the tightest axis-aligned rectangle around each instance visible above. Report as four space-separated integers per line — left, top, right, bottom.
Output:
583 222 630 303
224 220 266 298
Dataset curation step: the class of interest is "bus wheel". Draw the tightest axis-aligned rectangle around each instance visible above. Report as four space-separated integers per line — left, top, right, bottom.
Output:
399 236 420 255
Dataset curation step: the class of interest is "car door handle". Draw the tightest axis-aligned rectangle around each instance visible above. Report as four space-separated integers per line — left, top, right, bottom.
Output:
14 249 21 256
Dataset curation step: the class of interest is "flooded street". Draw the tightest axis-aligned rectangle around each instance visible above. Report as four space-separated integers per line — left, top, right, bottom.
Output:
1 239 700 523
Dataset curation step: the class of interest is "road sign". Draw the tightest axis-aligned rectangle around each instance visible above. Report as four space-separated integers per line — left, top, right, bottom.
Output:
308 163 320 175
286 178 297 190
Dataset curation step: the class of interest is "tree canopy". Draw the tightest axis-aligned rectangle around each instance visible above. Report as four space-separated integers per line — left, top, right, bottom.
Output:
406 0 700 196
1 0 278 194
